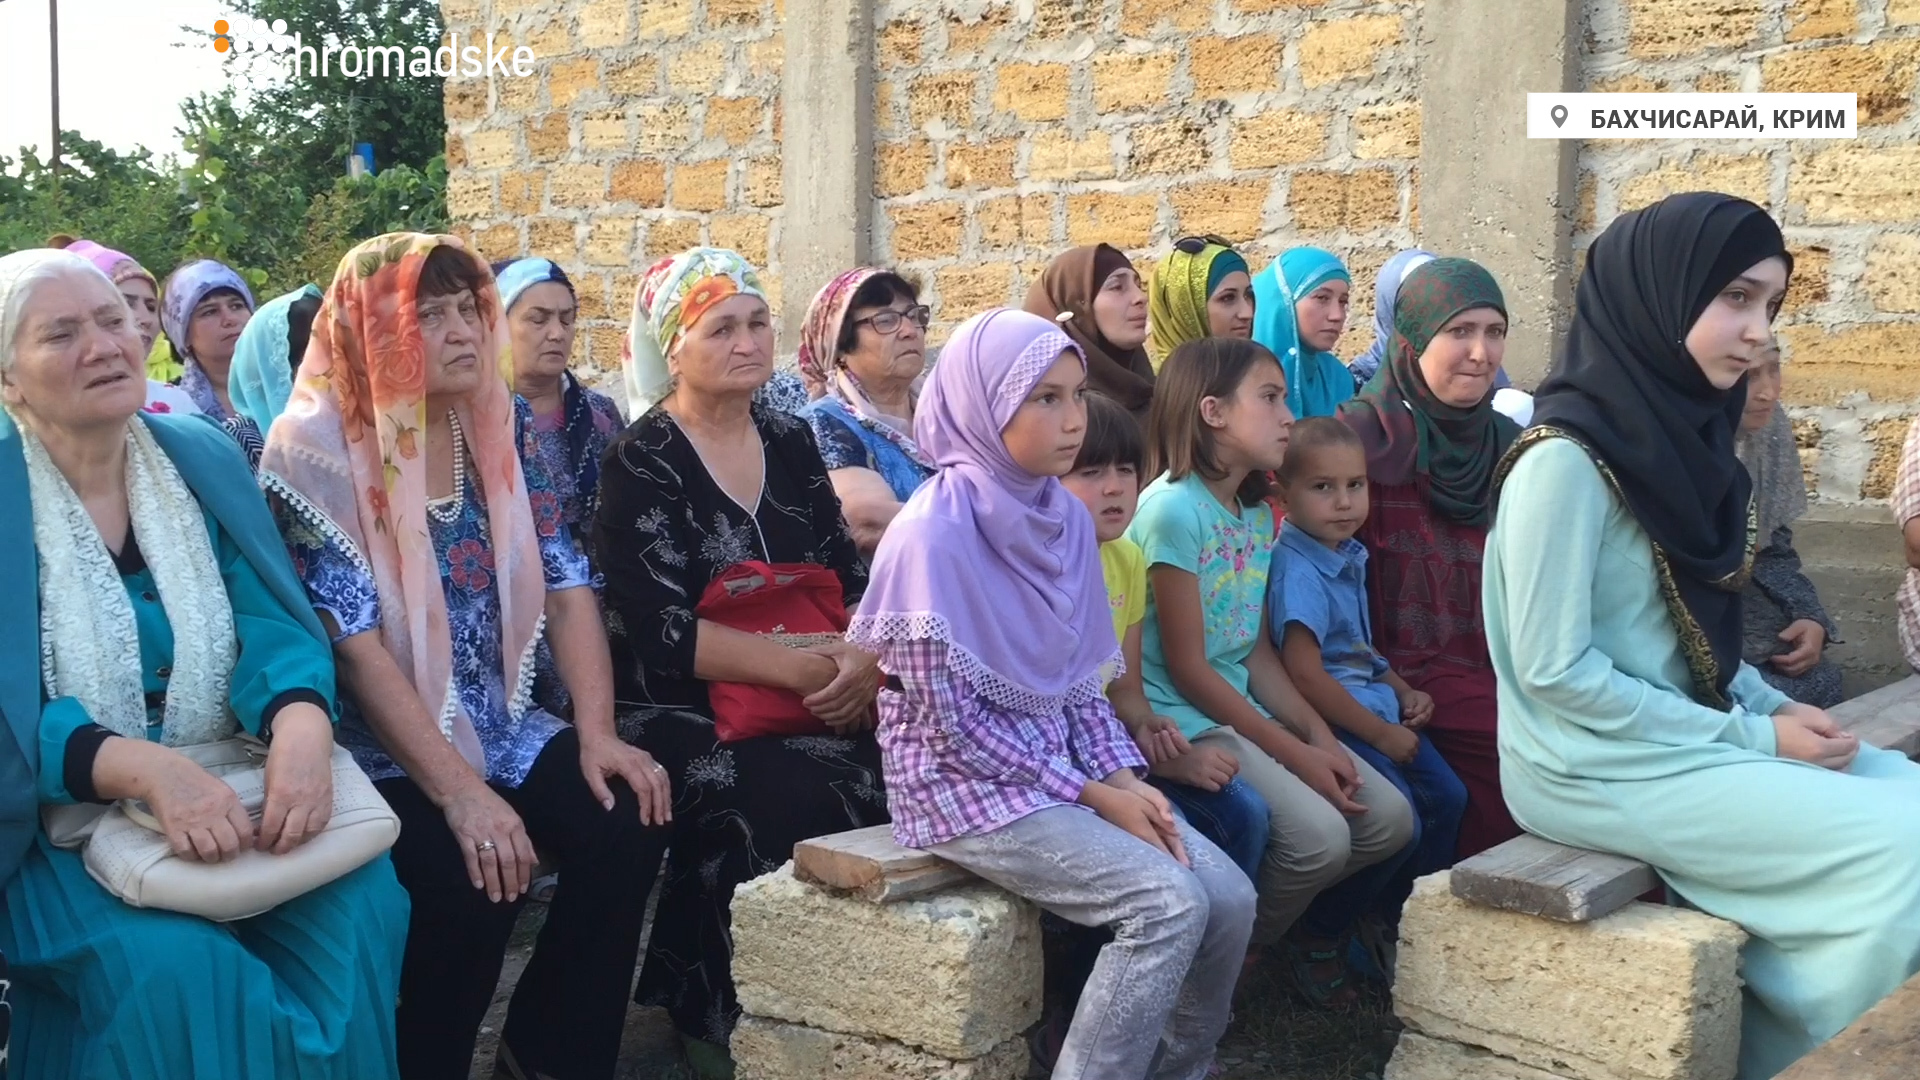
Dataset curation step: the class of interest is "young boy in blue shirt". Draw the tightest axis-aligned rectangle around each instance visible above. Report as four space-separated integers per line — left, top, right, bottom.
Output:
1268 417 1467 968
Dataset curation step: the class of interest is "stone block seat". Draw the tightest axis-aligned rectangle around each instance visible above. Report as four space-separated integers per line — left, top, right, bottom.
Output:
1386 675 1920 1080
727 825 1042 1080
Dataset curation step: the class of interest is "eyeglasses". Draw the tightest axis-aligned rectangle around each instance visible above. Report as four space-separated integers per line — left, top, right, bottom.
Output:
1172 234 1236 255
854 305 932 335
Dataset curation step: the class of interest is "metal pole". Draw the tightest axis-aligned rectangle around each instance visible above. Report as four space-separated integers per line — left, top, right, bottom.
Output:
48 0 60 180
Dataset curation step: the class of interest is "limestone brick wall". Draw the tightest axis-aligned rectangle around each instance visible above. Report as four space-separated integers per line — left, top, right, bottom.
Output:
870 0 1422 351
1576 0 1920 508
440 0 785 379
437 0 1920 512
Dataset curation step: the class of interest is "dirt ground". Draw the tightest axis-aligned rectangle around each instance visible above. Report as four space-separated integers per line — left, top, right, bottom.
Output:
469 904 1400 1080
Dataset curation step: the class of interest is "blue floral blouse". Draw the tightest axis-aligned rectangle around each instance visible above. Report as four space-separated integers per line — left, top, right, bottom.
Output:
285 398 591 788
801 396 935 503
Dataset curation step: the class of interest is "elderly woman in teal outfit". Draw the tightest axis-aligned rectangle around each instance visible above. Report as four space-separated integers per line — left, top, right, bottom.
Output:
1253 247 1353 419
0 249 408 1080
1486 194 1920 1079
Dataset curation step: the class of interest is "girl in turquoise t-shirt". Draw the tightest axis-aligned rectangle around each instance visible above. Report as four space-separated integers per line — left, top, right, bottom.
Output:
1128 337 1413 1004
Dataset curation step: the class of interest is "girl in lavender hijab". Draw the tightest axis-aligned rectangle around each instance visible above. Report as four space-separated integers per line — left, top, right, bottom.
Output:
849 308 1254 1080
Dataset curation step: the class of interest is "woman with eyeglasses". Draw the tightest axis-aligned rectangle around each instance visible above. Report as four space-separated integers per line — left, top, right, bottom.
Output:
1025 244 1157 425
1147 235 1255 371
797 269 938 557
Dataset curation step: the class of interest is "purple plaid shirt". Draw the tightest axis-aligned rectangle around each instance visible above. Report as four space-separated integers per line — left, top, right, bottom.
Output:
878 639 1147 848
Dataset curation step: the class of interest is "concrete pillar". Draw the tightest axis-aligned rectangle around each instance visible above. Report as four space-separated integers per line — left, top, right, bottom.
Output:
1416 0 1581 386
778 0 876 356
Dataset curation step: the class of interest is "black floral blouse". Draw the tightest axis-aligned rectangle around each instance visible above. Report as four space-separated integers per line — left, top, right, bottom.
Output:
593 403 867 717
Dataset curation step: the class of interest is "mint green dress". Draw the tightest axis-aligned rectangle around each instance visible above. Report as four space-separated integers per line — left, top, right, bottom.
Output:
1486 436 1920 1079
0 413 409 1080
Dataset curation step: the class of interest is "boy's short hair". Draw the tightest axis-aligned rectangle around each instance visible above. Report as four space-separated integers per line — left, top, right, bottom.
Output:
1073 391 1146 476
1277 416 1365 485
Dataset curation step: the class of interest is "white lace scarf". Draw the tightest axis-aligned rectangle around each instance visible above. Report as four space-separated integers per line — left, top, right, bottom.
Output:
25 419 238 746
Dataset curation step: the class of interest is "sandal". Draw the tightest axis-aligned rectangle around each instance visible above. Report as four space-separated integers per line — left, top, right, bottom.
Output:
1283 934 1360 1008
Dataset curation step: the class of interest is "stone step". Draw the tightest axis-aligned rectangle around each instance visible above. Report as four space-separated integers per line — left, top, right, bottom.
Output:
1394 872 1745 1080
730 862 1042 1061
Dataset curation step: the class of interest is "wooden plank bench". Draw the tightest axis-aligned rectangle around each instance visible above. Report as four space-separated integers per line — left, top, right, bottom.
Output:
791 824 975 903
1830 674 1920 758
1776 969 1920 1079
1453 674 1920 923
792 677 1920 914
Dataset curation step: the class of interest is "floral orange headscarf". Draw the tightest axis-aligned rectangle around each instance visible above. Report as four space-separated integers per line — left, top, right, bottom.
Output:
260 233 544 774
624 247 766 415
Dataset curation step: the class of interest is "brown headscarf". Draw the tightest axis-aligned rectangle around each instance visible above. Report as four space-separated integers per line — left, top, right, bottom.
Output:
1024 245 1155 419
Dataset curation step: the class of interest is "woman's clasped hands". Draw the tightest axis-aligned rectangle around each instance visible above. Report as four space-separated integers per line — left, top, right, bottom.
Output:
1772 701 1859 772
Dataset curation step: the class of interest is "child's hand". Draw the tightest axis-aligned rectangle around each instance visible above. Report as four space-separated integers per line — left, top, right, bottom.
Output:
1373 723 1420 765
1399 688 1435 729
1083 780 1189 866
1148 744 1238 792
1286 745 1367 817
1130 715 1192 765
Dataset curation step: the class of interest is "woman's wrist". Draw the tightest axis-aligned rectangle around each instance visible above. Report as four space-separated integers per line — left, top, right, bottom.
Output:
778 649 837 693
95 737 188 805
266 702 334 747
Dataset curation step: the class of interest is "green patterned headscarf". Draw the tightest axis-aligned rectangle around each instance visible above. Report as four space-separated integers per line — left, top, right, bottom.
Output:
1147 241 1248 370
1339 257 1517 526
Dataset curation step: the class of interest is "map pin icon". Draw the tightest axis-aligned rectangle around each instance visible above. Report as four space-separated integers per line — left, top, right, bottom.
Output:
1550 104 1569 128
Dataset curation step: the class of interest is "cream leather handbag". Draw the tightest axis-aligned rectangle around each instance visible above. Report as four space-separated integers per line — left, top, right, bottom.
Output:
43 735 400 922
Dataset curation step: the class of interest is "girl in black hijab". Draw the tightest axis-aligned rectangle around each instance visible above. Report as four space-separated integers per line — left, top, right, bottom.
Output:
1485 192 1920 1080
1528 191 1790 704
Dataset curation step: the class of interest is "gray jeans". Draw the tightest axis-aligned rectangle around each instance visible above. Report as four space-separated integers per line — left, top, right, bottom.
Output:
930 805 1255 1080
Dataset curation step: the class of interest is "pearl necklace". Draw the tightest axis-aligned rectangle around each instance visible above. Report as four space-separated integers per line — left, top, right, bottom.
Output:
426 411 468 525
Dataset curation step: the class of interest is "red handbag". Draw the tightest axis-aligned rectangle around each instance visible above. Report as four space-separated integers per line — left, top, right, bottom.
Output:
694 561 850 742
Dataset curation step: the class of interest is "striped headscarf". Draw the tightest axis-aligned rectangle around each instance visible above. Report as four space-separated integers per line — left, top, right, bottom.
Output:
624 247 766 415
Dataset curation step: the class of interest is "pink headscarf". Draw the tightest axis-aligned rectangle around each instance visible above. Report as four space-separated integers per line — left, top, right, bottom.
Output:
796 266 935 470
796 267 879 393
59 239 157 290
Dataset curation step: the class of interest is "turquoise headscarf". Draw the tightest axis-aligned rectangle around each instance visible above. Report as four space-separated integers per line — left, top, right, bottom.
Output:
228 283 323 437
1252 247 1353 419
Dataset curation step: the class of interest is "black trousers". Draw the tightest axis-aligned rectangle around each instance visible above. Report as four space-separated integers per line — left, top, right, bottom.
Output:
378 728 668 1080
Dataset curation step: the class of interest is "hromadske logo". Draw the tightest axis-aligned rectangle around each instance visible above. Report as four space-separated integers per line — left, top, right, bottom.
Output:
212 15 535 78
